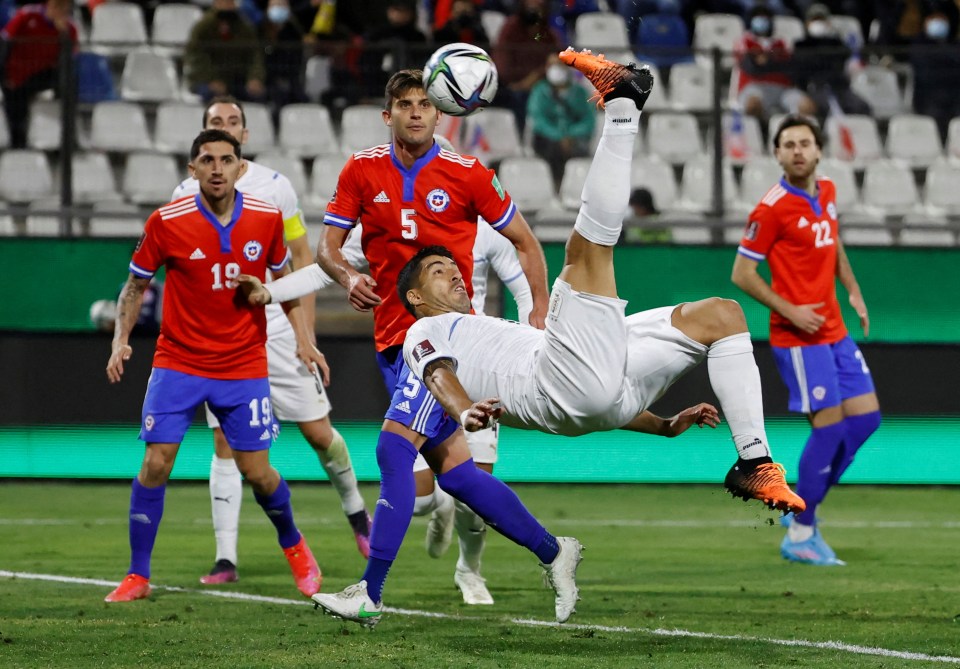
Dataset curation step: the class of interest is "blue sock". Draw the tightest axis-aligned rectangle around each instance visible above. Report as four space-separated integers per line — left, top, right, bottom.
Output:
795 421 846 526
437 459 558 563
364 431 418 602
830 411 881 485
254 477 301 549
128 478 165 578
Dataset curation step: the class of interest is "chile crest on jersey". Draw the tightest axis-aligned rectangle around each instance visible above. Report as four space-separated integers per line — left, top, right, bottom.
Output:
426 188 451 212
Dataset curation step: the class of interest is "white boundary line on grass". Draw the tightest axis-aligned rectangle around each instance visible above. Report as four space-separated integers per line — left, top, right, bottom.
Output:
2 570 958 664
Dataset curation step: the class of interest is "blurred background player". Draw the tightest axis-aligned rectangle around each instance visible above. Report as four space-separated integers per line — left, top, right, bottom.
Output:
104 130 322 603
172 97 371 585
732 115 881 566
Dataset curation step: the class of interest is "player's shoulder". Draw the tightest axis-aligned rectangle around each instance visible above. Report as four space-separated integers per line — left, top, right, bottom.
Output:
815 174 837 193
241 193 282 215
436 148 478 169
757 180 791 209
156 195 199 220
352 144 392 161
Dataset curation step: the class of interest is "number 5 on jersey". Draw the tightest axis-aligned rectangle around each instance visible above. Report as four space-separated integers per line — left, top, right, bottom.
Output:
401 208 418 240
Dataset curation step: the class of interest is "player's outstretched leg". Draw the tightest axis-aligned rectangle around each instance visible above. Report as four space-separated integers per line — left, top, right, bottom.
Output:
555 48 652 298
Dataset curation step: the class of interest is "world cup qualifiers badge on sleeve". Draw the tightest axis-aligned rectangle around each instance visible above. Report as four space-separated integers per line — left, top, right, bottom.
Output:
412 340 436 362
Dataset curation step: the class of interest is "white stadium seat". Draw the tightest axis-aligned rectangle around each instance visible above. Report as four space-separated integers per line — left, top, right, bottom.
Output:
72 152 121 204
120 49 181 103
340 105 391 156
851 66 904 120
818 158 861 213
151 3 203 55
154 102 204 154
923 159 960 216
900 211 955 247
839 212 893 246
89 201 145 237
90 2 148 56
692 13 743 69
646 112 703 165
630 155 678 211
463 108 524 163
496 156 561 214
860 160 919 217
90 101 152 153
0 150 54 202
558 157 591 211
772 15 805 47
25 198 63 236
676 154 737 214
669 63 712 112
307 155 348 213
279 104 339 158
947 116 960 159
27 100 61 151
830 14 864 48
735 157 782 212
885 114 942 167
123 152 179 205
240 103 276 157
480 11 507 44
574 12 630 50
825 114 882 167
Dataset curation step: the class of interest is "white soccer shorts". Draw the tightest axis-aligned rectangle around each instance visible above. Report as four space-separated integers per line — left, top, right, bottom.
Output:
206 331 332 428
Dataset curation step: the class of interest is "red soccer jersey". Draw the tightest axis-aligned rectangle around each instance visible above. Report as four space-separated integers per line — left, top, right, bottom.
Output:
324 143 516 351
130 193 290 379
738 176 848 348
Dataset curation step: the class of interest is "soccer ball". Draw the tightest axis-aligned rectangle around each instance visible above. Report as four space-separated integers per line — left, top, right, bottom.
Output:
423 42 498 117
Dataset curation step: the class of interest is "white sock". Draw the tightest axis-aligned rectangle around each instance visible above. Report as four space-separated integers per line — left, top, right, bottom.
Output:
413 485 452 516
209 455 242 565
454 499 486 574
707 333 771 461
315 428 365 516
573 98 639 246
788 520 815 543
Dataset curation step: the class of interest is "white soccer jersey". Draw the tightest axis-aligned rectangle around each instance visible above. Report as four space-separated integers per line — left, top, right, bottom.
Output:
403 284 709 436
471 219 532 321
173 161 307 337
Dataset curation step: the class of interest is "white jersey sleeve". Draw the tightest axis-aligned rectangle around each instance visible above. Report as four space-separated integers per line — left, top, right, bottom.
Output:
472 219 532 322
172 177 199 201
403 317 458 380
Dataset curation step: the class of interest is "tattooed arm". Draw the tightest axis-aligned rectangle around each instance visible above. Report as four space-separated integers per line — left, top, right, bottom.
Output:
106 275 150 383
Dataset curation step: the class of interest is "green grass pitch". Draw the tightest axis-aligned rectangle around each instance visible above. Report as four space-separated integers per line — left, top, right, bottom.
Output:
1 481 958 668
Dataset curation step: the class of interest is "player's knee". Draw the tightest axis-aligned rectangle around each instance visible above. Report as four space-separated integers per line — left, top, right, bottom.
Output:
141 447 176 481
706 297 747 337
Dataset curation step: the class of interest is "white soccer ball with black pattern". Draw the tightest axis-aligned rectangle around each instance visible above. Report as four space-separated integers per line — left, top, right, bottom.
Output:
423 42 498 117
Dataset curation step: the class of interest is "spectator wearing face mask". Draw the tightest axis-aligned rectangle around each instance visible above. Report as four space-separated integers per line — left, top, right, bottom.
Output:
733 6 815 125
910 1 960 142
792 3 871 118
260 0 307 113
526 52 595 187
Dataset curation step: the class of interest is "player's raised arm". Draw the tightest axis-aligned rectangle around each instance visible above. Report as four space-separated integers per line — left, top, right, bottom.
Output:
495 211 549 328
481 220 534 323
106 274 150 383
317 224 380 312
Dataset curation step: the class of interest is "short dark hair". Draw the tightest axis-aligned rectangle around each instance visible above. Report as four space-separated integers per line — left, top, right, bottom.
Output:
773 114 823 149
385 69 426 110
202 96 246 128
397 245 455 316
190 129 242 160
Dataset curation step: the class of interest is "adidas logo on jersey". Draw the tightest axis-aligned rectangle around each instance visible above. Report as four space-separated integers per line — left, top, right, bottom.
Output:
373 191 391 203
394 400 411 414
189 248 207 260
259 429 272 441
797 216 810 229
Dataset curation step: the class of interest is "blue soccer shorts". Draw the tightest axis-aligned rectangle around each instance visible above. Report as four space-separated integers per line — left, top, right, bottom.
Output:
771 335 876 414
140 368 275 451
376 346 459 448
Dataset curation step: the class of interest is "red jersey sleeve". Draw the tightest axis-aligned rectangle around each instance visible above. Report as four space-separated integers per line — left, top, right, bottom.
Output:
471 163 516 231
737 202 781 263
129 210 164 279
323 156 363 229
1 11 25 38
